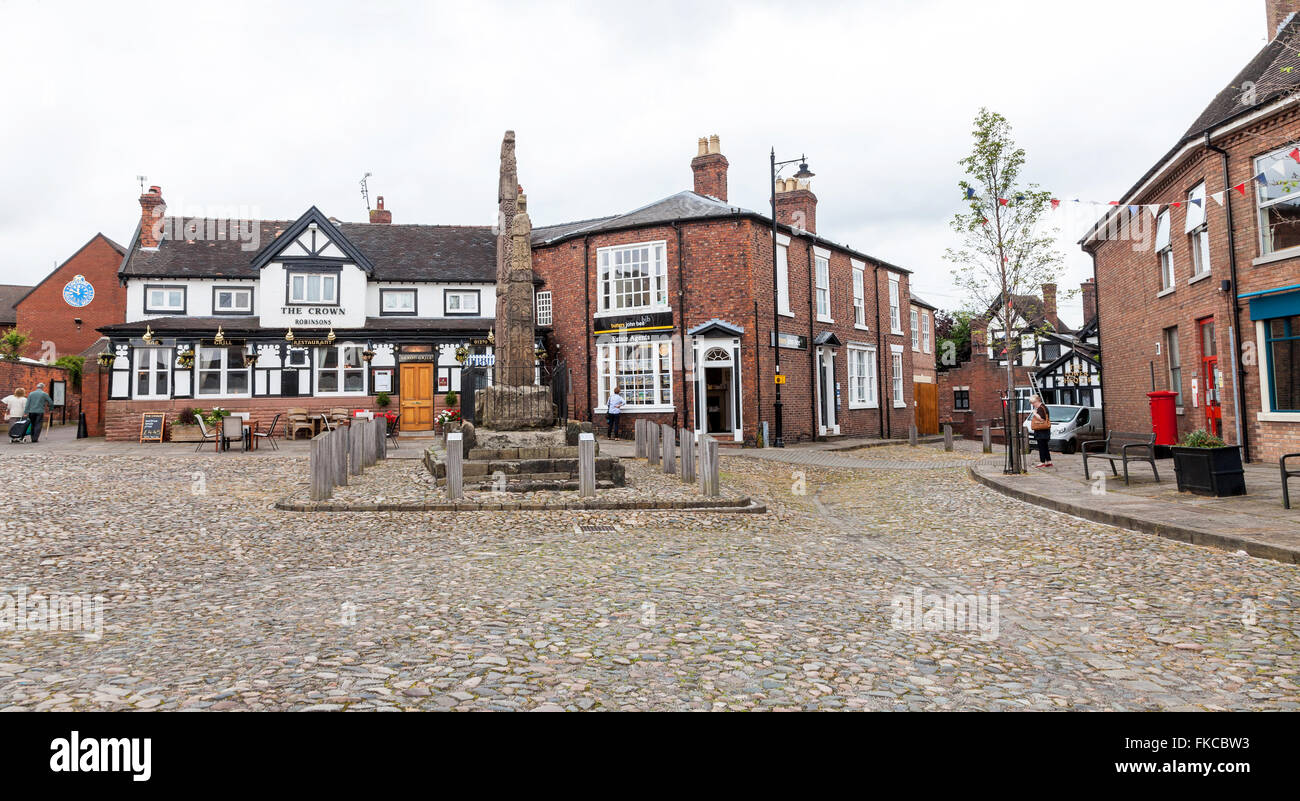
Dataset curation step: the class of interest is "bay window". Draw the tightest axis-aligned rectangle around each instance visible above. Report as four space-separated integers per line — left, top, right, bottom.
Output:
598 241 668 313
196 346 249 397
134 347 171 399
316 345 366 394
1255 145 1300 254
847 345 877 408
288 272 338 305
597 338 673 409
1156 210 1174 292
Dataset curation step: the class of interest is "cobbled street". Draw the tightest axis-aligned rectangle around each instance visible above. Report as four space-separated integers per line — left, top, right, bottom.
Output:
1 443 1296 711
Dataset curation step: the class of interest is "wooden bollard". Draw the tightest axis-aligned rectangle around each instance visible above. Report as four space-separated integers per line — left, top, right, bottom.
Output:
943 423 954 452
446 432 464 500
332 426 348 487
634 419 645 458
578 432 596 497
647 422 660 466
310 432 331 500
349 423 365 476
680 428 696 483
375 418 387 460
360 420 374 467
700 435 720 497
909 423 918 447
982 425 992 454
661 424 676 474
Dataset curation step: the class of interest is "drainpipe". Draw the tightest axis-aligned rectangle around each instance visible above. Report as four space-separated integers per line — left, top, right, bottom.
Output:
874 263 885 439
807 241 817 440
673 221 689 431
1088 250 1104 417
1205 132 1251 462
583 236 593 423
754 298 762 443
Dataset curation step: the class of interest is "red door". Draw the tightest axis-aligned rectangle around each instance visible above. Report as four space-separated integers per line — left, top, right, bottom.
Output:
1198 317 1222 437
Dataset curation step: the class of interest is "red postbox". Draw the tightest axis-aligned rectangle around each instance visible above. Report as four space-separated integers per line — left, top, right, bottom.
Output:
1147 390 1178 446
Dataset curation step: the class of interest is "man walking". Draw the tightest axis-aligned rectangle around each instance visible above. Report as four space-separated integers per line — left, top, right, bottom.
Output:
25 382 52 444
606 385 626 439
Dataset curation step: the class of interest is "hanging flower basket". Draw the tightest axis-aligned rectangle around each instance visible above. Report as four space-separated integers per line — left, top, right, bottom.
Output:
177 350 195 369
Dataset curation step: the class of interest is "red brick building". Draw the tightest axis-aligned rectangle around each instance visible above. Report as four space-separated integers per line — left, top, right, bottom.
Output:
532 136 918 445
1083 1 1300 462
15 233 126 361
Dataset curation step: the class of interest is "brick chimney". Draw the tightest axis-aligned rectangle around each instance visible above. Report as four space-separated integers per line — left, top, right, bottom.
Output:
775 176 817 234
971 323 987 355
369 195 392 224
690 134 728 201
138 185 166 249
1267 0 1300 40
1041 283 1058 329
1080 278 1097 325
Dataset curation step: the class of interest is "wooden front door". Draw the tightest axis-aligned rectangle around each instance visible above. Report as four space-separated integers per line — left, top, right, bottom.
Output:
399 363 434 431
914 382 939 435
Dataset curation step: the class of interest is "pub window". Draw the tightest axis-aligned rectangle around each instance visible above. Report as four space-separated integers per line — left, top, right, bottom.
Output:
1265 315 1300 412
381 289 417 316
1255 145 1300 254
444 289 480 316
597 241 668 314
144 285 185 314
213 286 253 315
597 338 672 409
134 347 170 399
288 272 338 305
953 389 970 410
316 345 366 394
196 346 249 397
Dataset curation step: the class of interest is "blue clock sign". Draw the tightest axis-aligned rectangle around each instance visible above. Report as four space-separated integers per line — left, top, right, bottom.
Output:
63 274 95 308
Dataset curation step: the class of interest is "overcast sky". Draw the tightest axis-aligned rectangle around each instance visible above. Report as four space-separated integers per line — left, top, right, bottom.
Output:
0 0 1271 327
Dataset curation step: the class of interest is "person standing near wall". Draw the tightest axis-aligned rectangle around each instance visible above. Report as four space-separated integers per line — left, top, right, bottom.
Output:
606 385 625 440
24 382 52 444
1028 394 1052 468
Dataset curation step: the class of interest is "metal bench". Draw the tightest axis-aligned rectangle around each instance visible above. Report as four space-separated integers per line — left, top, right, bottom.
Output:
1282 453 1300 509
1082 431 1160 485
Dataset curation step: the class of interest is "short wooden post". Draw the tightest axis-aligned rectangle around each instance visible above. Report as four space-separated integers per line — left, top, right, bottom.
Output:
375 418 387 460
661 424 676 474
634 419 645 458
909 423 918 447
982 425 992 454
578 432 596 497
349 423 364 476
310 432 331 501
943 423 954 452
332 425 348 487
446 432 464 500
680 428 696 483
360 420 374 467
700 435 720 497
647 422 661 467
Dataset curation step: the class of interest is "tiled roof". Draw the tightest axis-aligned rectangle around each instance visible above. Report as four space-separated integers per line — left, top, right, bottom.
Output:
909 293 938 311
1182 19 1300 137
120 218 497 283
0 284 31 326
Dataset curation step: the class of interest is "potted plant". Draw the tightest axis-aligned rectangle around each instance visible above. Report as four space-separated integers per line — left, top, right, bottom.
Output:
375 391 391 408
444 390 458 408
169 407 205 442
1171 429 1246 497
177 349 196 369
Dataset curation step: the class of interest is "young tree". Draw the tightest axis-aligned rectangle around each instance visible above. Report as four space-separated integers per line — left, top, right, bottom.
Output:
945 109 1063 469
0 328 30 362
934 308 973 369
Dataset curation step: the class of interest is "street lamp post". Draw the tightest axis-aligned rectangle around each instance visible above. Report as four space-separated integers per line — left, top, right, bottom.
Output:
769 148 814 448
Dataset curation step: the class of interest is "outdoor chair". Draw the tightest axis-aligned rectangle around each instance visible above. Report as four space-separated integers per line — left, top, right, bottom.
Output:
385 414 399 449
1082 431 1160 485
329 407 352 427
1282 453 1300 509
194 416 218 452
220 415 246 452
287 408 313 440
320 413 334 432
252 413 281 451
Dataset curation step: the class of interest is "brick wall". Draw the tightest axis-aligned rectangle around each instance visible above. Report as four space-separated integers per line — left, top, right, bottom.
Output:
15 234 127 361
1087 107 1300 462
0 360 78 422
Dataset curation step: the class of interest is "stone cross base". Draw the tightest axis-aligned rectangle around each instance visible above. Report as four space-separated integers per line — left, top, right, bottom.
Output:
474 385 557 430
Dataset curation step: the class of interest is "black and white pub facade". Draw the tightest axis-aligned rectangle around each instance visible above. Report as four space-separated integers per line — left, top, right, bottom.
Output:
98 196 542 438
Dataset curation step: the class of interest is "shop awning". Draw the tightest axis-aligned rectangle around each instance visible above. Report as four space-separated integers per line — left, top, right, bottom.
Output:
1248 288 1300 320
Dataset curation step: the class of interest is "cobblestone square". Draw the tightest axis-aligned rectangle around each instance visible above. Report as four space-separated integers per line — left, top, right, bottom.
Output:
1 441 1296 711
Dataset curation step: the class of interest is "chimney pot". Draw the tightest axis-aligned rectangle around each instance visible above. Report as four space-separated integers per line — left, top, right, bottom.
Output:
377 196 385 210
369 195 392 224
708 134 721 155
697 137 708 157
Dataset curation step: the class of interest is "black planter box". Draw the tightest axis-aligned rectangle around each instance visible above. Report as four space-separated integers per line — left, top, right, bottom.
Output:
1170 445 1246 496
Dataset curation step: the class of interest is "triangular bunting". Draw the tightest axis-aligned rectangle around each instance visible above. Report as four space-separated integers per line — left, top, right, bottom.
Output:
1211 191 1225 205
1255 172 1269 186
1235 182 1248 195
1289 147 1300 163
1272 160 1289 176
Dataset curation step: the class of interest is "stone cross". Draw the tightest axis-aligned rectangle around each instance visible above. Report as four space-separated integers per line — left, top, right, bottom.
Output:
495 130 537 387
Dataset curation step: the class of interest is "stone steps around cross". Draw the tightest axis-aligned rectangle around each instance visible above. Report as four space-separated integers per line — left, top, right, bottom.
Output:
468 446 588 460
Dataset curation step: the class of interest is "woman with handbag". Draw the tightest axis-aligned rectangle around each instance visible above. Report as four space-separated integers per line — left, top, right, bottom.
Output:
1028 394 1053 468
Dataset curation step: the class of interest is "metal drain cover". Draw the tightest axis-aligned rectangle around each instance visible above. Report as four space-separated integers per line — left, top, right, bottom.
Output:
574 524 620 534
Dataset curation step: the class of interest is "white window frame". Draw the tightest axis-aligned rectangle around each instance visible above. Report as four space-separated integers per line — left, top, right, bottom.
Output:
815 253 832 322
597 240 669 315
288 272 338 305
1186 182 1211 280
847 345 878 409
144 285 185 314
314 344 367 396
890 347 905 407
922 311 932 353
852 263 866 328
444 289 480 316
134 347 171 399
535 290 553 326
1255 145 1300 256
596 338 674 411
1165 326 1182 408
195 346 250 398
776 237 792 317
1156 209 1174 293
910 308 920 350
380 288 417 316
888 276 902 333
212 286 253 315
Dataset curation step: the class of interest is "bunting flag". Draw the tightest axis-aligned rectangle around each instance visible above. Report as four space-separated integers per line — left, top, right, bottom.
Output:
1290 147 1300 163
965 187 976 199
1211 191 1225 205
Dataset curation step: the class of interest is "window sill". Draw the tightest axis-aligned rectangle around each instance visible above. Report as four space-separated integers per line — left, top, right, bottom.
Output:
601 405 675 414
1156 287 1175 298
594 308 672 319
848 402 880 410
891 329 905 337
1188 271 1213 285
1252 246 1300 267
854 324 869 331
1258 411 1300 423
816 316 834 324
778 311 795 319
893 402 906 408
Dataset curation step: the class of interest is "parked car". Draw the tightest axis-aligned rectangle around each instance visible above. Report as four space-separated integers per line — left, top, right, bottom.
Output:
1021 404 1104 454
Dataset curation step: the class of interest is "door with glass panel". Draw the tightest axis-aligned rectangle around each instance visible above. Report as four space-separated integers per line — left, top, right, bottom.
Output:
1198 317 1222 437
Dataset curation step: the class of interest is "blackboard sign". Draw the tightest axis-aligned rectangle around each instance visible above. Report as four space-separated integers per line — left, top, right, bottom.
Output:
139 413 166 443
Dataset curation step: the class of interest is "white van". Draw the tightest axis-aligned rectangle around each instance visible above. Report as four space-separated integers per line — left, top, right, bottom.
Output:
1022 404 1104 454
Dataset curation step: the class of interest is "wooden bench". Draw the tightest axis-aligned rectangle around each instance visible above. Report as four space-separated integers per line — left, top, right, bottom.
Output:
1082 431 1160 485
